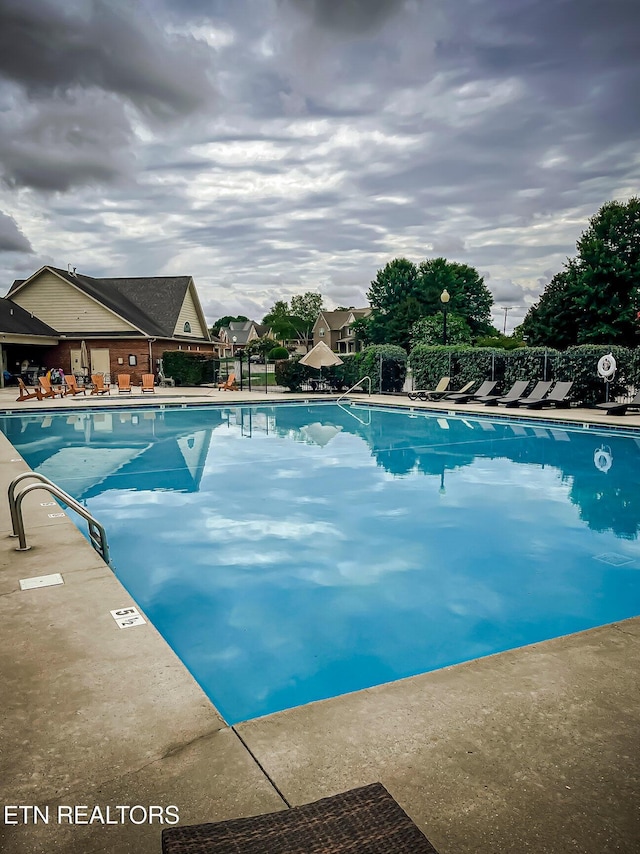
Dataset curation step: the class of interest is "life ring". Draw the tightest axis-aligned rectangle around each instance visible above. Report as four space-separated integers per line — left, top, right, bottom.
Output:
594 445 613 473
597 353 616 380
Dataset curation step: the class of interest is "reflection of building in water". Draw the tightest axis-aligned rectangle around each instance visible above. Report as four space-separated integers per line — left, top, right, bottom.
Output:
0 409 221 498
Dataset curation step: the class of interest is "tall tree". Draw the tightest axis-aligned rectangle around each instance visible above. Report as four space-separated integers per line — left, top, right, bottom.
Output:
519 265 582 347
290 292 324 325
262 300 290 325
416 258 494 336
573 197 640 345
521 197 640 347
367 258 419 314
365 256 493 347
411 313 472 347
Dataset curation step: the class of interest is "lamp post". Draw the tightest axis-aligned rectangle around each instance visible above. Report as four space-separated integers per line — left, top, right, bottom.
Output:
440 288 450 345
231 335 237 358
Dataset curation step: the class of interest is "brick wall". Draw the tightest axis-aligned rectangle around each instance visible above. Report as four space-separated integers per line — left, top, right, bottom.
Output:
43 338 217 385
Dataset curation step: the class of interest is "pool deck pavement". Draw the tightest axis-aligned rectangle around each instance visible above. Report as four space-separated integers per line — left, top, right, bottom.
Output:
0 384 639 853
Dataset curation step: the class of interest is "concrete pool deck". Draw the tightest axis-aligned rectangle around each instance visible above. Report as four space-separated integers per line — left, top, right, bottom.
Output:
0 385 638 853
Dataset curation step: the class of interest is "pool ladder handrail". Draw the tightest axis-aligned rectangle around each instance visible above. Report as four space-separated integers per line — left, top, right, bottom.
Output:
337 376 372 402
8 472 110 564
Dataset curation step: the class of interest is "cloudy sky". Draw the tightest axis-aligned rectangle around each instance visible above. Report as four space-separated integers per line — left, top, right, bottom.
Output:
0 0 638 332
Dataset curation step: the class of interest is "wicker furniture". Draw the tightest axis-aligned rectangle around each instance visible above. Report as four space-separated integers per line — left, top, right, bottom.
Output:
161 782 439 853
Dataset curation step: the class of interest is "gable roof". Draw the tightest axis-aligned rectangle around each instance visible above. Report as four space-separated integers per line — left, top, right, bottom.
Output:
0 298 59 337
313 309 370 331
7 266 211 340
219 320 267 345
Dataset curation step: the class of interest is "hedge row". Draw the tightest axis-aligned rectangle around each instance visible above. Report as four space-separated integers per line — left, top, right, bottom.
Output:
162 351 216 385
275 345 408 393
408 344 640 404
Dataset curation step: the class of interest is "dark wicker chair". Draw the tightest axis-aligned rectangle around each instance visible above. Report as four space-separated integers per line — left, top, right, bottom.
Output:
161 782 440 853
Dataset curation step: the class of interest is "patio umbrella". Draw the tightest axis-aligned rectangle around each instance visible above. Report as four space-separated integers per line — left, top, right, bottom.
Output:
299 341 344 369
80 340 90 375
299 341 344 389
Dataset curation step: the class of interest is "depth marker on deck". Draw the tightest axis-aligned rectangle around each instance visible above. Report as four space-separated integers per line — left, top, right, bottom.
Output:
110 607 146 628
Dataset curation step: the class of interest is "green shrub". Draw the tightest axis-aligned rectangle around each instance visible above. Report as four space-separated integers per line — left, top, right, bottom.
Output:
554 345 631 404
503 347 559 387
268 346 289 360
359 344 407 392
162 351 215 386
408 345 487 390
274 356 307 391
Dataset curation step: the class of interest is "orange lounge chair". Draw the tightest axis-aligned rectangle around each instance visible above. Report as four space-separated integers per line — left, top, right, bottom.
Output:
90 374 110 395
64 374 86 396
16 378 43 402
141 374 155 393
217 372 238 391
39 375 65 399
117 374 132 393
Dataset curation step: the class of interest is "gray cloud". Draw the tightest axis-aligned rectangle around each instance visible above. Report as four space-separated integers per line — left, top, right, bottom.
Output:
286 0 408 34
0 0 216 119
0 91 135 191
0 211 33 252
0 0 637 324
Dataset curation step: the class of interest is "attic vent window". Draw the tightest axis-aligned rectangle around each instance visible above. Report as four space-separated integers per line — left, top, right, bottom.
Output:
183 321 192 333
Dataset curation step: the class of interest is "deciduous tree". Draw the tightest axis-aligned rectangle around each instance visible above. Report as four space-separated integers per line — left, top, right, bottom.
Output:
521 197 640 347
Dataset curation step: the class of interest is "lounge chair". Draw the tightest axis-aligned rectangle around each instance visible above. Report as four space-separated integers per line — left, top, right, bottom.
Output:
90 374 110 395
441 380 475 399
593 387 640 416
160 783 439 854
117 374 132 393
500 380 552 407
446 380 497 403
16 378 42 402
476 380 530 406
141 374 155 393
521 380 574 409
217 372 238 391
38 375 65 399
408 377 450 401
64 375 86 396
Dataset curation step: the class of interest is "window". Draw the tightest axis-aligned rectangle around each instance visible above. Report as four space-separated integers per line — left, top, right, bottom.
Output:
319 327 325 336
183 321 191 333
128 355 137 366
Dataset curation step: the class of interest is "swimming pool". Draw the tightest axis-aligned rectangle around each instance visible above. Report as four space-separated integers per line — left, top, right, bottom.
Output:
3 403 640 724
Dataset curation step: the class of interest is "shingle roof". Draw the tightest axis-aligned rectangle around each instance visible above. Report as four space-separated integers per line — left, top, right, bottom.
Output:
0 299 58 337
221 320 266 345
8 267 209 340
317 309 370 330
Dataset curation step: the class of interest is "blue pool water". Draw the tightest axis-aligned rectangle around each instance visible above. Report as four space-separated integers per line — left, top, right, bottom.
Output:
3 403 640 724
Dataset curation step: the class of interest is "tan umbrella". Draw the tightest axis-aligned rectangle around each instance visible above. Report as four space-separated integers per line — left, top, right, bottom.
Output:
299 341 344 369
80 340 90 374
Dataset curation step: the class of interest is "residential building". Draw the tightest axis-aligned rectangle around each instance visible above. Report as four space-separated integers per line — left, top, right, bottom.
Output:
1 265 218 384
218 320 271 356
312 308 371 353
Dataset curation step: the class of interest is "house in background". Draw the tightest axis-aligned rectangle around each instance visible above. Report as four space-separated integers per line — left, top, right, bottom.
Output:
312 308 371 354
3 265 219 383
0 299 59 386
218 320 271 356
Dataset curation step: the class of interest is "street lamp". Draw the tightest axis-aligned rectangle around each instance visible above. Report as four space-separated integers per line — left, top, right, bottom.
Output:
440 289 450 345
231 335 237 357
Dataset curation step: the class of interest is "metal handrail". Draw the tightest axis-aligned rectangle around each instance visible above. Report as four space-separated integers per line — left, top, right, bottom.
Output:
337 376 372 402
8 472 110 563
